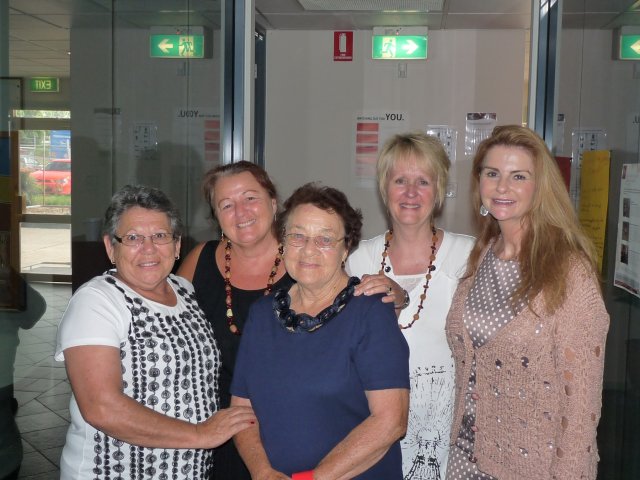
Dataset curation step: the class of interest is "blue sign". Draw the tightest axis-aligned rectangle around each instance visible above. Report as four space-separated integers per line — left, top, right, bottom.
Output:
50 130 71 159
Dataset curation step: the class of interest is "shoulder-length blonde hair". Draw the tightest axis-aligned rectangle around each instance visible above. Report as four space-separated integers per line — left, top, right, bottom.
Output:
377 131 450 216
467 125 598 314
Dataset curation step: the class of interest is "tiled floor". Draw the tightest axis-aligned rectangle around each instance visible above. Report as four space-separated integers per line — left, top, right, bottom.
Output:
13 282 72 479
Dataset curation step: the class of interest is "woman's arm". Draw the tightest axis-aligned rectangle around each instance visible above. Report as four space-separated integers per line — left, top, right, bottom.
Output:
176 242 206 282
313 388 409 480
65 345 256 449
231 396 290 480
550 262 609 479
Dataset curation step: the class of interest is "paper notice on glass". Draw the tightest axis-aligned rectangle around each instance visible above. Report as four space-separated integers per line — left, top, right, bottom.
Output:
426 125 458 164
173 108 220 166
464 113 496 157
614 164 640 298
578 151 610 273
354 111 408 185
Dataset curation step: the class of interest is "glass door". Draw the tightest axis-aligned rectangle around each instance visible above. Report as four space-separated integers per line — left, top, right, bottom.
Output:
16 114 72 282
556 4 640 478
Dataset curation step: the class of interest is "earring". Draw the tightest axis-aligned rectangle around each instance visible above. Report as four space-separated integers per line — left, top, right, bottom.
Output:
175 255 180 261
480 205 489 217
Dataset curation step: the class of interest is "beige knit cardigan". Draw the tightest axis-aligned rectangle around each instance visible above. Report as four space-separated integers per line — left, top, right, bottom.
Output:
445 252 609 480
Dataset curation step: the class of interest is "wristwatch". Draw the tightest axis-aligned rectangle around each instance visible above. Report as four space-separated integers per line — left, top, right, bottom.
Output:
395 289 410 310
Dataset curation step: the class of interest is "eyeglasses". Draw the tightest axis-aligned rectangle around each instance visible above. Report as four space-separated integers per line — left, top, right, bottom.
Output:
284 233 344 250
114 232 177 246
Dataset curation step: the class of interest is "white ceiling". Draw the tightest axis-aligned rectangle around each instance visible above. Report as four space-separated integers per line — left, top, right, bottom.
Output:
6 0 640 78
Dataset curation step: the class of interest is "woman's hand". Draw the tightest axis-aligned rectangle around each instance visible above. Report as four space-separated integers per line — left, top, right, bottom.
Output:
232 396 291 479
352 274 407 309
195 405 257 448
254 470 291 480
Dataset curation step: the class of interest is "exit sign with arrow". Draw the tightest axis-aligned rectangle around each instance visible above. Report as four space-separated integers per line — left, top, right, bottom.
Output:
620 34 640 60
150 34 205 58
372 35 428 60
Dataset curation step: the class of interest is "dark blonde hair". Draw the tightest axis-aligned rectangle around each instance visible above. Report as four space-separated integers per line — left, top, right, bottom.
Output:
201 161 279 235
202 161 278 212
468 125 598 314
377 132 451 215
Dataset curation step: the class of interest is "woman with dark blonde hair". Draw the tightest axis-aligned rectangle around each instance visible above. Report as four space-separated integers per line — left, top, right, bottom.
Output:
445 125 609 480
178 161 293 479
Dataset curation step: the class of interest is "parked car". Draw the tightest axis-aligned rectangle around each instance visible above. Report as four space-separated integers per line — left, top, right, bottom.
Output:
30 159 72 195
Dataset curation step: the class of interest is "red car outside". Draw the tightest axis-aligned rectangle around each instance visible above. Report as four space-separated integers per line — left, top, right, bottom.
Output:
30 159 72 195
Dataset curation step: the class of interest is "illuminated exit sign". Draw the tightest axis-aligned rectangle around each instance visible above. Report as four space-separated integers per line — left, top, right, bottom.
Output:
150 34 205 58
620 34 640 60
30 77 59 92
372 35 428 60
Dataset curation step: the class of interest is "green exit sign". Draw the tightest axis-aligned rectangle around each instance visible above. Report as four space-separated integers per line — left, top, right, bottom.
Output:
30 77 59 92
620 34 640 60
150 34 205 58
372 35 428 60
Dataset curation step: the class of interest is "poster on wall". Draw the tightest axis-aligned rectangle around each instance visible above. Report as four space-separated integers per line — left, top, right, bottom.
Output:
426 125 458 164
464 113 496 156
353 111 408 185
173 108 221 166
614 163 640 298
570 128 607 210
577 151 610 273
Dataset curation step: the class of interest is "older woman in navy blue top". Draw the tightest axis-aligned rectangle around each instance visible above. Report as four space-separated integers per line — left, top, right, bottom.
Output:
231 183 410 480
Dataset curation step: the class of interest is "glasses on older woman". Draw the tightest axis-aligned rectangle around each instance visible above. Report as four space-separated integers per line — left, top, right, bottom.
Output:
114 232 177 246
284 233 344 250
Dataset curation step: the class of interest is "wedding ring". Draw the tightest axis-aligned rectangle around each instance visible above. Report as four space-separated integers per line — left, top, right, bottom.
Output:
387 286 393 295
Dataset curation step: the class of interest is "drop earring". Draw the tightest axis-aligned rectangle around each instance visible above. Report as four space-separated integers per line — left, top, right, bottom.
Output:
480 205 489 217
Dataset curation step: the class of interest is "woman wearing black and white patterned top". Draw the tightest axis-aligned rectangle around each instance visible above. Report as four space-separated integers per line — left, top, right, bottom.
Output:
55 185 256 479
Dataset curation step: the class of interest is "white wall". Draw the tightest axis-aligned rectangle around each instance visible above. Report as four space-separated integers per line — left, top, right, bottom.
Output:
264 29 528 239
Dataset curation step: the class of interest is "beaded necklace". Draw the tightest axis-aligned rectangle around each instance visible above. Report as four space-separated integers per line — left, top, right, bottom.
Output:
379 226 438 330
224 240 284 335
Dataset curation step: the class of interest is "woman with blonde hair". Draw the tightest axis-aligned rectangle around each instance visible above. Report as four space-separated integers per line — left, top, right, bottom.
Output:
347 131 475 478
445 125 609 480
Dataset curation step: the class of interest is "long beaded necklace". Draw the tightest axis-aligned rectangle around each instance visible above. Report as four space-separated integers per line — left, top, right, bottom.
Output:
379 226 438 330
224 240 284 335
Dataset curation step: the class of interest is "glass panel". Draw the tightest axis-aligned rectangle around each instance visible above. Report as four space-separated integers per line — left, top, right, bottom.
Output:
19 129 72 212
558 4 640 478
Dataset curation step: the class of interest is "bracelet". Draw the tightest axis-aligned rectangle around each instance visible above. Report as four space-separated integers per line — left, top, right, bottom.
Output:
292 471 314 480
394 289 410 310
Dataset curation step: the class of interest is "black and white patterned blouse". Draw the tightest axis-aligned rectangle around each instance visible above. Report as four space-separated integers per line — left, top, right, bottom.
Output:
56 272 220 480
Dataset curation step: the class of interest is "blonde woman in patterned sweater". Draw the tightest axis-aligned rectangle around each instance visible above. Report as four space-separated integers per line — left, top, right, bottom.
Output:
445 125 609 480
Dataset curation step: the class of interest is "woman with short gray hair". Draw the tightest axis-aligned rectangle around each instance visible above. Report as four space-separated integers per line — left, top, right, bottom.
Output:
56 185 256 479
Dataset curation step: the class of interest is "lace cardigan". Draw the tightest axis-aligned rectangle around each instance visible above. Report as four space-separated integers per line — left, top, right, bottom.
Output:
445 252 609 480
